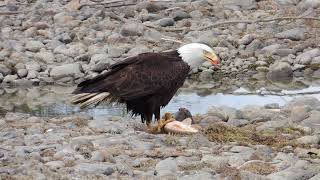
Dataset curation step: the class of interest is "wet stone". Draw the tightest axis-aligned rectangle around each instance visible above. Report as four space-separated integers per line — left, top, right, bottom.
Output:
155 157 178 176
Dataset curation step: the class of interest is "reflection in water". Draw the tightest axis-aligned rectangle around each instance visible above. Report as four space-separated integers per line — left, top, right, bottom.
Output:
1 78 320 118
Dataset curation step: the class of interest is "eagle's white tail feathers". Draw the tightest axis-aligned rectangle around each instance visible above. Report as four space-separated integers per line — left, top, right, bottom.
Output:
71 92 110 108
71 93 98 104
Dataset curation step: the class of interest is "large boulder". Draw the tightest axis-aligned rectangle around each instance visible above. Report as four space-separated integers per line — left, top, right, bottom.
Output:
267 61 293 81
49 63 83 80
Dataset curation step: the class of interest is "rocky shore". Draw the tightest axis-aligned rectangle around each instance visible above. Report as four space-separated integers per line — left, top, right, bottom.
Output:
1 96 320 179
1 0 320 179
0 0 319 86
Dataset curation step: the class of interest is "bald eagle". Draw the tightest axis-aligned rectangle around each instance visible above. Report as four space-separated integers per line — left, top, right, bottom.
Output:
72 43 219 130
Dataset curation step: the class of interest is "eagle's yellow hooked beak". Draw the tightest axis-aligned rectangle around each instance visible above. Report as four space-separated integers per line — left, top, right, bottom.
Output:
204 51 220 68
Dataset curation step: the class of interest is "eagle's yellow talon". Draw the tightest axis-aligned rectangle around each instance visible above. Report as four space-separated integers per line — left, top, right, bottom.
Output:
146 112 176 134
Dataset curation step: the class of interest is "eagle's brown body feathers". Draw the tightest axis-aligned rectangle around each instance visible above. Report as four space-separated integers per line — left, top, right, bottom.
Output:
72 50 190 124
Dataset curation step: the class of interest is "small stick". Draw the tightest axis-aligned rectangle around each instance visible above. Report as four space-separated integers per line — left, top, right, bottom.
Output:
161 37 184 44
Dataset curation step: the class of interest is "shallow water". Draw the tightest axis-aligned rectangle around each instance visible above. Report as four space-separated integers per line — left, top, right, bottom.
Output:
1 78 320 119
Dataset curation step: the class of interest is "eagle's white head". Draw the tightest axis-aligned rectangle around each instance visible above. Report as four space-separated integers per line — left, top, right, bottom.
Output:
177 43 220 69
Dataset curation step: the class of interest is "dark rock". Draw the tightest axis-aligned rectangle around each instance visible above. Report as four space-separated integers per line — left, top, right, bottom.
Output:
174 108 193 122
140 13 162 22
158 18 175 27
267 61 293 81
136 2 167 12
172 10 190 21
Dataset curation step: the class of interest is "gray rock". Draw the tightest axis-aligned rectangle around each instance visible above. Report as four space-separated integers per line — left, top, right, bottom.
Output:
298 0 320 10
135 2 166 12
267 61 293 81
0 73 3 82
3 74 18 83
199 69 213 82
26 62 41 72
275 28 306 41
290 105 310 122
53 13 79 28
261 44 282 54
116 163 134 176
267 161 319 180
246 39 262 52
241 106 279 122
50 63 82 80
0 64 11 76
274 49 295 57
90 54 110 64
140 13 162 22
158 18 175 27
25 41 45 52
238 34 254 45
293 64 305 71
108 47 127 58
35 51 55 64
172 10 190 21
92 62 111 72
276 0 299 5
132 158 152 168
15 63 26 70
54 44 86 58
286 97 320 110
207 106 229 121
310 173 320 180
256 120 288 131
89 118 130 134
223 0 257 9
301 110 320 131
265 103 280 109
296 135 320 145
310 56 320 68
74 162 115 175
296 49 320 65
155 157 178 176
45 161 65 169
179 172 216 180
201 155 229 169
17 69 28 78
312 69 320 78
202 61 212 68
27 70 38 79
227 119 249 127
228 151 254 167
126 45 150 57
199 116 222 128
120 23 144 36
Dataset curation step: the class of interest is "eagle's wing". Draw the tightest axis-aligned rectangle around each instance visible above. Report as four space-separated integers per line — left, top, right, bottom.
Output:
73 52 190 101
